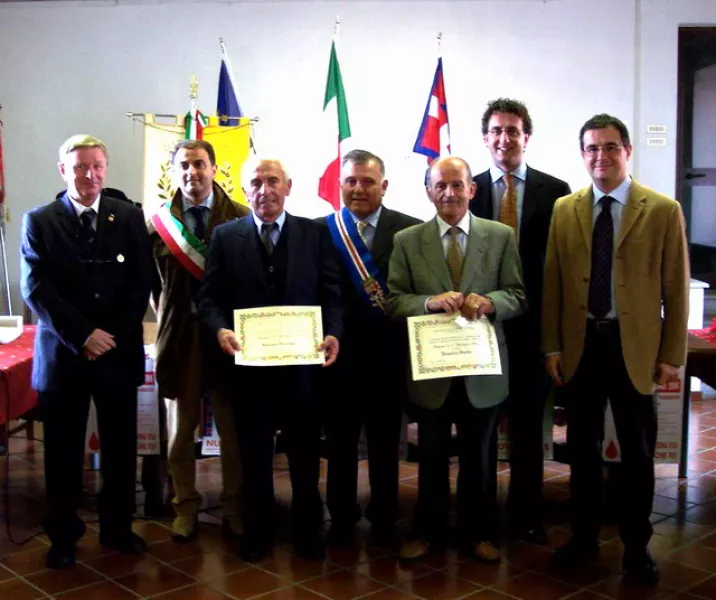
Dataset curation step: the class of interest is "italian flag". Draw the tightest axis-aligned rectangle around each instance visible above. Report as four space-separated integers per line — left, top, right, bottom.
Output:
185 108 209 140
318 40 351 210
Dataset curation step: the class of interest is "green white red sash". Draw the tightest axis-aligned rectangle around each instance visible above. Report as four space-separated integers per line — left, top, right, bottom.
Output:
150 203 207 279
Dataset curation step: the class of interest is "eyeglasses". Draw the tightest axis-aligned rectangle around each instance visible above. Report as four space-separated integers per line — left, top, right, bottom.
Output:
583 144 624 156
487 127 523 139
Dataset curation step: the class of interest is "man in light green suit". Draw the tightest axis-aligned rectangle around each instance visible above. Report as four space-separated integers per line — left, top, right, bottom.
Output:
387 157 526 563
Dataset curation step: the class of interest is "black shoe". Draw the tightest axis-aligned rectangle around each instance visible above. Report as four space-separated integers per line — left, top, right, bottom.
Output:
370 524 400 549
99 531 148 555
221 517 243 542
240 535 271 563
46 545 76 570
514 525 548 545
623 549 660 585
327 523 355 548
294 532 326 561
551 537 599 568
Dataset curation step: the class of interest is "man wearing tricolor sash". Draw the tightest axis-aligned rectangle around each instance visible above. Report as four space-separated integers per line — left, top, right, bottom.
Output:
148 140 249 543
323 150 421 549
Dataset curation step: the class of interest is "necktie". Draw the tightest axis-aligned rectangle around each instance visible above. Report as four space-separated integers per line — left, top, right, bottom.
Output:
446 226 463 291
79 208 96 249
499 173 518 232
356 221 369 247
588 196 615 319
261 222 277 256
188 206 208 240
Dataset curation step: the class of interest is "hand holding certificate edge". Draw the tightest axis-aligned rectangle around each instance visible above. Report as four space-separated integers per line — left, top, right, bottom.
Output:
218 327 240 356
426 291 494 321
319 335 340 367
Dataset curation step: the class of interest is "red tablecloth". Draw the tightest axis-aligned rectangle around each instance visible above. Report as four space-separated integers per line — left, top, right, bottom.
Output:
0 325 37 425
692 317 716 346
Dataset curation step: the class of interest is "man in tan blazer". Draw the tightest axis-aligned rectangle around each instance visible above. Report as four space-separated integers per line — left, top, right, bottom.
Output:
542 114 689 585
149 140 249 542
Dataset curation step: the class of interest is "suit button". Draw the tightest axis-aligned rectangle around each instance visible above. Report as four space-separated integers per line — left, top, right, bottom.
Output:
579 304 586 310
583 277 589 283
94 293 100 299
268 266 275 273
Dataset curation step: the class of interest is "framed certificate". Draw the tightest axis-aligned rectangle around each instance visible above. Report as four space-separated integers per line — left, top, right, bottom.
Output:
233 306 324 366
407 313 502 380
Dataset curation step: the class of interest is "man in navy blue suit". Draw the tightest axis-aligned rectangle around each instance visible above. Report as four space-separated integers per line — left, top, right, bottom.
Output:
198 156 343 563
21 134 153 569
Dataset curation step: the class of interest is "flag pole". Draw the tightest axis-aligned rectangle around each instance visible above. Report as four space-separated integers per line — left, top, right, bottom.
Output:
437 31 442 57
0 101 11 315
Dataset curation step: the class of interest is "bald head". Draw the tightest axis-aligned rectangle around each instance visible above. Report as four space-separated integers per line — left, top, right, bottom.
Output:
426 156 476 226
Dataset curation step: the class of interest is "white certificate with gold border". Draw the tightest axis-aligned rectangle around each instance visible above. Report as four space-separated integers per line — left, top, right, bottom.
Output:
408 313 502 380
233 306 324 366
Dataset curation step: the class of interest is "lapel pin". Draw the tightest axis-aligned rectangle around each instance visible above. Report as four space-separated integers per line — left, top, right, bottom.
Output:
108 214 115 222
117 254 125 263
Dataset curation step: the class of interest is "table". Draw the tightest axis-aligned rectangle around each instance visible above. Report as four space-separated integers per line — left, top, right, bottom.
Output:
0 326 38 445
679 332 716 477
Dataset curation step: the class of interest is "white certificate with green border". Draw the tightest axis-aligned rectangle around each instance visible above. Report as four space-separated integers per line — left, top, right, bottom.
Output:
233 306 324 366
408 313 502 380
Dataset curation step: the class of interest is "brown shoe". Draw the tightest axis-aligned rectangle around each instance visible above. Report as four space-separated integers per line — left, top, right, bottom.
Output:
399 538 431 562
472 540 501 563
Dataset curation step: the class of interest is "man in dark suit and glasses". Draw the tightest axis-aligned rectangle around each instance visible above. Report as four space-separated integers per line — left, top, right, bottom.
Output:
197 157 343 562
321 149 421 548
469 98 571 544
21 134 153 569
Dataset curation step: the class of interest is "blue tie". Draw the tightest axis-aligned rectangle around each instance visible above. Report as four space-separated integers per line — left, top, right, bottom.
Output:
79 208 96 249
588 196 614 320
188 206 208 240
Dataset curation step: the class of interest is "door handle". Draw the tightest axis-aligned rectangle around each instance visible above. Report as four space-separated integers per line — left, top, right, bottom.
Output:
685 172 707 180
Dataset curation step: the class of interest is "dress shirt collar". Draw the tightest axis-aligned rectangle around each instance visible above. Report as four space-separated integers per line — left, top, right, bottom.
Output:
592 176 631 207
350 205 382 229
252 210 286 233
67 193 100 218
489 161 527 184
436 210 471 238
182 191 214 213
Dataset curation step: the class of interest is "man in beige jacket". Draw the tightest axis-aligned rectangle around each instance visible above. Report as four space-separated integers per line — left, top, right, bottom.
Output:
542 114 689 585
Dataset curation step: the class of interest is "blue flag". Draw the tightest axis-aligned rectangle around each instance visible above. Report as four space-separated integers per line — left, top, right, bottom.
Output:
217 42 244 126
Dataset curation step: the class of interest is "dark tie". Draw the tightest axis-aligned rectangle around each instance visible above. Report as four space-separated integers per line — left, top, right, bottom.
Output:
188 206 208 240
588 196 615 320
261 222 277 256
79 208 96 249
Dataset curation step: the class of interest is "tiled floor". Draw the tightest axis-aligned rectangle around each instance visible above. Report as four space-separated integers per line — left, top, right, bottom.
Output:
2 389 716 599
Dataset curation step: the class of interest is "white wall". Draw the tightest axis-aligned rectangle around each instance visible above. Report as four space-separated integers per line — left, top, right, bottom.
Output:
0 0 714 312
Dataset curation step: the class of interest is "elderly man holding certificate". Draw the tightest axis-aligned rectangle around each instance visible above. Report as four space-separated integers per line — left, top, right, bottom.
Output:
387 156 526 563
197 157 343 563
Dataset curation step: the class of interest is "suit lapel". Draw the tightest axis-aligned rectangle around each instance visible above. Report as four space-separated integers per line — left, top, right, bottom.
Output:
420 219 453 292
55 194 81 244
283 214 299 292
472 171 494 219
94 196 120 258
520 166 542 234
236 216 266 285
371 208 398 266
616 182 647 249
575 188 594 253
460 216 488 293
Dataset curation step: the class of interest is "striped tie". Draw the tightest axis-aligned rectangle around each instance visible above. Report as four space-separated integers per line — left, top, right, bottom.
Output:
588 196 614 319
